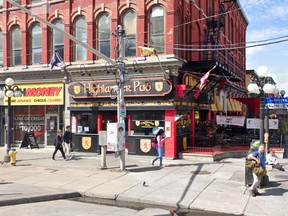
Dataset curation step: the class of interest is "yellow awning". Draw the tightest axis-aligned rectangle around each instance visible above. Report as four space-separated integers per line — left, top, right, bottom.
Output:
211 96 223 112
235 100 243 112
216 96 223 111
227 98 233 112
211 103 217 112
231 99 238 112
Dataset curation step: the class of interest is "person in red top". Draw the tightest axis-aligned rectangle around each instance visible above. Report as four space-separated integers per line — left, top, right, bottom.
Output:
152 129 166 166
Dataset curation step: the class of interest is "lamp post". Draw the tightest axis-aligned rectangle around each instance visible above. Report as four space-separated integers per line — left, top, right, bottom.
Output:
247 66 276 146
0 78 21 162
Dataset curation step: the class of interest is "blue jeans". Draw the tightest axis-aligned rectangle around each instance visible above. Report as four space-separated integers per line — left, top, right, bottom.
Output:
153 146 163 165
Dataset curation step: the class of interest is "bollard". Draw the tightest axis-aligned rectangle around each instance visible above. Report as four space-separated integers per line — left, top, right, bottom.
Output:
101 145 107 169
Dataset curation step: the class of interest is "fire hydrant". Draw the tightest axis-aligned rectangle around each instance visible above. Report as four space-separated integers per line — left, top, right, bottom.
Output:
9 149 17 166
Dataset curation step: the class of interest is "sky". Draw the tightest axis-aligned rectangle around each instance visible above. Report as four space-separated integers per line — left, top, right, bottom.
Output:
239 0 288 95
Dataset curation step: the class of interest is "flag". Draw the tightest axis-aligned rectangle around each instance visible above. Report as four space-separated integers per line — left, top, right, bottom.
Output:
194 65 217 99
49 52 63 70
217 78 227 91
138 46 157 57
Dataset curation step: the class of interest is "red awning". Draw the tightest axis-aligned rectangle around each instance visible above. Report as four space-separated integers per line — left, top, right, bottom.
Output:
233 97 260 117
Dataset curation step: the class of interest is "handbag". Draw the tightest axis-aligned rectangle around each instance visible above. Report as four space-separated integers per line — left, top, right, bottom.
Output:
245 160 257 170
253 166 267 177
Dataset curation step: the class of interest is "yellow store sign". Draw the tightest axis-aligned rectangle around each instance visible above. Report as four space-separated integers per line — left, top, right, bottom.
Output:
3 83 64 106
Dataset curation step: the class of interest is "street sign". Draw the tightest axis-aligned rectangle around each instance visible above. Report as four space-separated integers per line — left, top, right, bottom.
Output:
265 97 288 109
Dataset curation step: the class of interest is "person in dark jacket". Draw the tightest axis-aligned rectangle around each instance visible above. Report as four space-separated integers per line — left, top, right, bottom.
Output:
63 126 72 158
52 130 66 160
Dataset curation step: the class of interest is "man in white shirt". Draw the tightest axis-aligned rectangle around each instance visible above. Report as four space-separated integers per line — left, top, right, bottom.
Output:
266 149 285 171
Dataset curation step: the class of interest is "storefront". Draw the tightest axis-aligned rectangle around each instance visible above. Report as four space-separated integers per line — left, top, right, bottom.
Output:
1 83 64 147
68 74 213 158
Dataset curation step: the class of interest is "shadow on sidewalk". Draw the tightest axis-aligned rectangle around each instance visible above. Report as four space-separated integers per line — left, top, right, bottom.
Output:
126 166 163 172
262 188 288 196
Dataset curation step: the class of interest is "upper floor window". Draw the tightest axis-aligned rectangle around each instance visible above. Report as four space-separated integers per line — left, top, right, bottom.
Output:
74 16 87 61
0 30 3 66
31 23 42 64
10 0 21 7
52 19 64 60
149 6 165 54
11 27 22 66
0 0 3 9
122 10 136 57
98 13 110 58
31 0 42 3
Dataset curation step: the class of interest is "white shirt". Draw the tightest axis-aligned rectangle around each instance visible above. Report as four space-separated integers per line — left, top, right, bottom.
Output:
266 153 278 165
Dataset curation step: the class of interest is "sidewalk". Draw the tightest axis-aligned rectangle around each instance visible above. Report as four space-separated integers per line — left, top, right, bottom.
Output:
1 147 288 216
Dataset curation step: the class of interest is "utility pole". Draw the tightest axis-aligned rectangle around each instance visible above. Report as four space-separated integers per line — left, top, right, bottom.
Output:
115 25 128 171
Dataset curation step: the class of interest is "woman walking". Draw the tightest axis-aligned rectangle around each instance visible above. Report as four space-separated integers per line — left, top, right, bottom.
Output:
52 130 66 160
152 129 166 166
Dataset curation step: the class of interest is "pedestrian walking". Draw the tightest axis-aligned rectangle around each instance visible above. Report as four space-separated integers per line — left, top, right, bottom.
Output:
248 144 266 197
63 126 72 159
52 130 66 160
152 129 166 166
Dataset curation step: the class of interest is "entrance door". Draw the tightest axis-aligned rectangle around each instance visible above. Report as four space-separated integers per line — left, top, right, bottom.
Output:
45 115 59 146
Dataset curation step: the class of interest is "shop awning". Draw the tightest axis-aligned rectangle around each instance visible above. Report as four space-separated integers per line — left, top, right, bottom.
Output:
233 97 260 117
211 96 223 112
227 98 243 112
227 98 233 112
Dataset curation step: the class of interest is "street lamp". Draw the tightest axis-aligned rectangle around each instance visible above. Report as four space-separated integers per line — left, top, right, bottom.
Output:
247 66 276 145
0 78 21 162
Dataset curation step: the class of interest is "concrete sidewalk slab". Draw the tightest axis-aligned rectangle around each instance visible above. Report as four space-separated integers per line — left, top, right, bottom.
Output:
189 179 249 215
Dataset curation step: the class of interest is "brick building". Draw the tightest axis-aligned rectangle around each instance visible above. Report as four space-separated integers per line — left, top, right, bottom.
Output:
0 0 248 158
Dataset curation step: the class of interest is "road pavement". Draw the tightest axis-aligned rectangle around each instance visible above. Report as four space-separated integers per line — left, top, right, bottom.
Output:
1 147 288 216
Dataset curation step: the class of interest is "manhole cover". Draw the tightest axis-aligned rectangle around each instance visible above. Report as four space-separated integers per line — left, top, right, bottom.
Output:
191 170 211 175
274 175 288 179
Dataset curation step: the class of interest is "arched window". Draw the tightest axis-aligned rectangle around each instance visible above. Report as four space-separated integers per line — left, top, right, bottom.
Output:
75 16 87 61
149 6 165 54
11 27 22 66
98 13 110 58
52 19 64 60
122 10 136 57
31 23 42 64
0 30 3 66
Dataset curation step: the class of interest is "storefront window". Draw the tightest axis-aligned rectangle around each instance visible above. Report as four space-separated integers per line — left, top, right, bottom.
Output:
74 112 97 134
130 111 164 135
176 112 191 135
14 106 45 145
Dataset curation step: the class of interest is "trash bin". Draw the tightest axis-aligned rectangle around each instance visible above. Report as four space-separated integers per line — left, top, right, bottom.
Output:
9 148 17 166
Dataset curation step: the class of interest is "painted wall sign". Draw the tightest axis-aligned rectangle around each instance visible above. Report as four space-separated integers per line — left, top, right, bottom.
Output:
140 139 152 153
68 77 172 98
1 83 64 106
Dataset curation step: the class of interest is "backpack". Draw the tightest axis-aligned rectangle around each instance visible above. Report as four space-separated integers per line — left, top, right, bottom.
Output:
152 137 158 148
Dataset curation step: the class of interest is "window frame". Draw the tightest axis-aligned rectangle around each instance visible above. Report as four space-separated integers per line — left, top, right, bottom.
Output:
11 26 22 66
122 9 136 57
97 13 111 58
31 23 43 64
148 5 165 54
52 19 65 60
74 16 87 61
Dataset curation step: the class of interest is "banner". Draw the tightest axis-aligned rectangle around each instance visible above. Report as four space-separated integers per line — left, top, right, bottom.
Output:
2 83 64 106
246 118 279 130
216 115 245 127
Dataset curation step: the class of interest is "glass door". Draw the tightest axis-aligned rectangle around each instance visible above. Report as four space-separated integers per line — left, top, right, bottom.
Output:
45 114 59 146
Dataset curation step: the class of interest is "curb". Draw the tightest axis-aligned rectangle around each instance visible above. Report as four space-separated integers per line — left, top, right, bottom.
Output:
0 192 81 207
